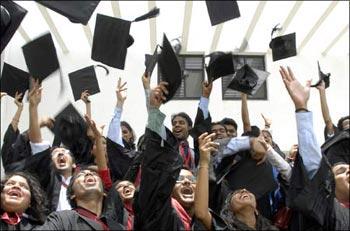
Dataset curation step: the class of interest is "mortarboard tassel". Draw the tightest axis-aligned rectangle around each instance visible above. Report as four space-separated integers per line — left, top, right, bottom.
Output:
133 7 160 22
95 64 109 76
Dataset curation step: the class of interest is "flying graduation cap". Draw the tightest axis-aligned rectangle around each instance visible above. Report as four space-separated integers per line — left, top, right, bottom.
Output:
205 51 235 83
91 7 160 69
0 63 30 101
205 0 240 26
68 65 109 101
158 34 183 103
37 1 100 25
1 1 27 53
269 25 297 61
144 45 159 77
226 64 269 96
311 61 331 89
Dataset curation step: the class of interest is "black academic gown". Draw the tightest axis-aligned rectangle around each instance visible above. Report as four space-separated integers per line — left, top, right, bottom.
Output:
106 138 139 182
321 129 349 165
0 214 42 231
34 209 124 230
288 154 350 230
1 126 32 173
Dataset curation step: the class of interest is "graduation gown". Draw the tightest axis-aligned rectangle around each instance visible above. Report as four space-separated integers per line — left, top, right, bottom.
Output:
106 137 139 182
34 209 124 230
288 154 349 230
1 214 42 231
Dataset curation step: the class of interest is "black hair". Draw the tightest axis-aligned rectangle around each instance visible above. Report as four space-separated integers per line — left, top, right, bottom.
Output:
171 112 193 128
1 171 48 224
337 115 350 131
121 121 136 143
211 121 228 131
220 117 238 131
242 125 260 137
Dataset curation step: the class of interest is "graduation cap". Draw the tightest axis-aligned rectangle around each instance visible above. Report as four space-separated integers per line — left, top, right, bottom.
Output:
226 64 269 95
269 32 297 61
0 63 30 101
50 102 87 148
0 1 27 53
311 61 331 89
91 7 160 69
206 0 240 26
205 51 235 82
22 32 61 83
158 34 182 103
37 1 100 25
144 45 159 77
68 65 108 101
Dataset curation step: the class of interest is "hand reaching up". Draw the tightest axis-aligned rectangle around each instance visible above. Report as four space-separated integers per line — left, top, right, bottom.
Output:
116 77 127 107
14 91 24 108
28 78 42 107
202 81 213 98
149 82 168 109
80 90 91 104
142 72 151 90
198 132 219 165
279 66 311 110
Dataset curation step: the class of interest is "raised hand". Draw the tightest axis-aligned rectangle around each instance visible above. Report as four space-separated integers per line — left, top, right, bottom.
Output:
116 77 127 107
279 66 311 110
142 72 151 90
202 81 213 98
14 91 24 108
39 117 55 129
316 80 326 92
149 81 168 109
250 135 269 165
198 132 219 165
261 113 272 128
80 90 91 104
84 114 101 138
28 79 42 107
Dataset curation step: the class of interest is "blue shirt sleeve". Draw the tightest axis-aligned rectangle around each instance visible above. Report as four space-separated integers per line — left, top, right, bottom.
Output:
198 96 209 120
295 111 322 179
107 106 124 147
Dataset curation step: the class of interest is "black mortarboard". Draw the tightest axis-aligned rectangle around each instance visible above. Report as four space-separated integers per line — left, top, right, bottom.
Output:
68 65 108 101
37 1 100 25
91 7 160 69
0 1 27 53
50 102 87 148
22 32 60 82
205 51 235 82
158 34 182 103
206 0 240 26
0 63 30 100
227 64 269 96
144 45 159 76
269 32 297 61
311 61 331 89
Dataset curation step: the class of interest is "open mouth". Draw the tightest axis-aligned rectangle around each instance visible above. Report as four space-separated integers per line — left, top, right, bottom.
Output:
240 193 250 200
57 156 67 166
123 187 133 197
84 176 96 185
181 187 194 198
8 189 21 198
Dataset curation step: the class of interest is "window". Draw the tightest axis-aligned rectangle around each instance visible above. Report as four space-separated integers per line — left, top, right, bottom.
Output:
222 54 267 100
158 54 204 100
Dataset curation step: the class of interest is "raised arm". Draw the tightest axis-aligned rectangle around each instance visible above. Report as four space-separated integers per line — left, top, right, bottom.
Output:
28 79 43 143
316 81 335 138
195 132 218 230
81 90 92 118
142 72 151 110
279 66 322 179
241 93 251 133
10 92 24 131
107 78 127 146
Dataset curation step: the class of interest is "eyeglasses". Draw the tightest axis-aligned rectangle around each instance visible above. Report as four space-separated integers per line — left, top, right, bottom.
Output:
176 175 196 183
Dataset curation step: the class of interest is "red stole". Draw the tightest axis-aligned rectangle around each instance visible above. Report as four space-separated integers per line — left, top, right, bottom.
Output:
1 212 22 225
171 198 191 231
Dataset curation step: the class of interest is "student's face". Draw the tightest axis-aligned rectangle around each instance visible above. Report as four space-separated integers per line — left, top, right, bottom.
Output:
211 124 228 140
71 170 104 200
172 169 196 209
115 180 135 202
332 164 349 200
172 116 190 141
225 124 237 138
262 130 273 145
51 148 75 173
230 189 256 214
1 175 31 213
121 126 134 143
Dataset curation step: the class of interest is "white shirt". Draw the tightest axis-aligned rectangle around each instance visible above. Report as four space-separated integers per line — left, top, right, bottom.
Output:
56 175 72 211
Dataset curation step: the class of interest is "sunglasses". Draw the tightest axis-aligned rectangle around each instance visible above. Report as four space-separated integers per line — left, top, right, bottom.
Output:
176 175 196 183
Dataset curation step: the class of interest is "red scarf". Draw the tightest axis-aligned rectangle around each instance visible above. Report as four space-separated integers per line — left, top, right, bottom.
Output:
1 212 22 226
171 198 191 231
75 207 109 231
179 141 194 170
124 201 134 231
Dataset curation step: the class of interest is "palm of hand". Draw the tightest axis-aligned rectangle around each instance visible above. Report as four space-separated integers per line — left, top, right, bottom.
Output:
288 80 309 108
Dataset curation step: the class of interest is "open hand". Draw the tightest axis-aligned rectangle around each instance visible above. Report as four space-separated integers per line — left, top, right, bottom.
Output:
28 78 42 106
14 91 24 108
116 78 127 105
198 132 219 164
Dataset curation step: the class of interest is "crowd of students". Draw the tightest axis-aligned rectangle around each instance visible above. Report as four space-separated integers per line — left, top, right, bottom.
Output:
0 66 349 230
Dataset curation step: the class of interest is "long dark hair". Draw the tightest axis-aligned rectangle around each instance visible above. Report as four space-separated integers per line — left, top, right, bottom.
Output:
0 171 48 224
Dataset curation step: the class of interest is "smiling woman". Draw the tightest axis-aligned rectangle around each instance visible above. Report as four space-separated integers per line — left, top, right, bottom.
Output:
0 171 48 229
